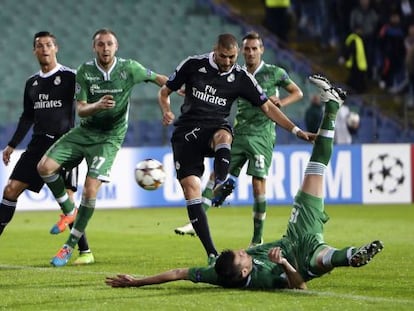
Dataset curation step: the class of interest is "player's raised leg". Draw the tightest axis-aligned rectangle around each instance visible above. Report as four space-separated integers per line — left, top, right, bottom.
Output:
212 177 235 207
305 74 383 274
211 129 235 207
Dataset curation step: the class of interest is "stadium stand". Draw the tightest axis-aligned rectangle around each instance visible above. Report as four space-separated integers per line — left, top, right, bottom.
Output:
355 116 377 144
0 0 412 148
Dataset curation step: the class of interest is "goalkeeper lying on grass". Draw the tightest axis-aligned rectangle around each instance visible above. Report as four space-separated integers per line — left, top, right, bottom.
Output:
106 75 383 290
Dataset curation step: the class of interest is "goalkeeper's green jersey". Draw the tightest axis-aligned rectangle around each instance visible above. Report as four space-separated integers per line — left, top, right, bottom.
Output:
234 61 292 137
75 57 157 138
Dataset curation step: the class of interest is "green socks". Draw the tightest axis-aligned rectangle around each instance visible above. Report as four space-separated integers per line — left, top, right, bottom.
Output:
252 195 266 244
201 179 214 212
41 173 74 214
66 198 96 248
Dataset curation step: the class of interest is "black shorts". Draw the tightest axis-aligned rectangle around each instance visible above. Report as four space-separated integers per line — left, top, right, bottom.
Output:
171 125 232 180
10 135 78 193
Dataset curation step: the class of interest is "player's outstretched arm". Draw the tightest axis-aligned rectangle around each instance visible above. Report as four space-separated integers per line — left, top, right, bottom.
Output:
153 74 169 87
268 247 307 290
105 268 190 288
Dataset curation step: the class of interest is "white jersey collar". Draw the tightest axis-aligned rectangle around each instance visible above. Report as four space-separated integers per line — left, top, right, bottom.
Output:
95 57 118 80
39 63 62 78
243 60 265 76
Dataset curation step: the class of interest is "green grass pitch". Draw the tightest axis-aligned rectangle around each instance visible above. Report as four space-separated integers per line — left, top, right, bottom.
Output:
0 204 413 311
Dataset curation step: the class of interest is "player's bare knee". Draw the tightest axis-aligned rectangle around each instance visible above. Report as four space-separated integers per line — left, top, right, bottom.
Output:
82 178 102 198
180 176 201 198
3 183 23 200
213 129 232 145
37 157 59 176
82 187 99 198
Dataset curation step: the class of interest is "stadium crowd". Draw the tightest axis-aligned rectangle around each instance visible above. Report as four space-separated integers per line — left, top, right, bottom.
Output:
267 0 414 100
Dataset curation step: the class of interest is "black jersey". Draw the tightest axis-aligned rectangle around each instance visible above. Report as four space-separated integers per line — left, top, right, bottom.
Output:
166 52 268 128
8 64 76 148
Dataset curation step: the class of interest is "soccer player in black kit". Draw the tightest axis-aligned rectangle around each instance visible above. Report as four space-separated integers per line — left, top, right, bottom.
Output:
158 33 314 263
0 31 94 265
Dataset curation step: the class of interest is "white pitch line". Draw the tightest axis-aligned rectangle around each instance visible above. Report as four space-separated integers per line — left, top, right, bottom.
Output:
284 289 414 305
1 264 413 306
0 263 128 276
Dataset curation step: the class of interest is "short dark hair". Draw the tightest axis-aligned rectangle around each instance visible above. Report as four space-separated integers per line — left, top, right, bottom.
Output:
214 250 247 288
33 31 56 48
92 28 118 42
242 31 263 46
217 33 239 50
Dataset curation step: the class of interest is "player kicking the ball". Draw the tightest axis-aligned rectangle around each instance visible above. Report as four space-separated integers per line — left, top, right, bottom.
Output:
106 75 383 290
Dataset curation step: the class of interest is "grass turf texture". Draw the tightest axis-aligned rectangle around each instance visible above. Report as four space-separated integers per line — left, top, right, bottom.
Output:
0 204 413 311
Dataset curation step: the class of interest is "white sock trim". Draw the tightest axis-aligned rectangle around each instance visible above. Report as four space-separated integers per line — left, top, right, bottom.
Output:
319 129 335 138
202 197 212 206
305 161 326 176
2 199 17 207
347 247 356 264
56 193 69 204
252 212 266 220
70 228 83 239
206 180 215 189
322 248 336 267
214 143 231 151
187 198 202 205
254 195 266 203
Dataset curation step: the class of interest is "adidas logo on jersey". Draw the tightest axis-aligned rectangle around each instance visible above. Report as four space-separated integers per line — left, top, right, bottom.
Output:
198 67 207 73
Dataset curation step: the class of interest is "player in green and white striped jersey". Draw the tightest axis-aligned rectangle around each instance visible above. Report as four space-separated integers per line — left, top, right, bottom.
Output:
38 28 168 267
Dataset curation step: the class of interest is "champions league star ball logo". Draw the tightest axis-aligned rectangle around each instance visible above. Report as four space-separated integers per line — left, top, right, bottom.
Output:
367 154 405 194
